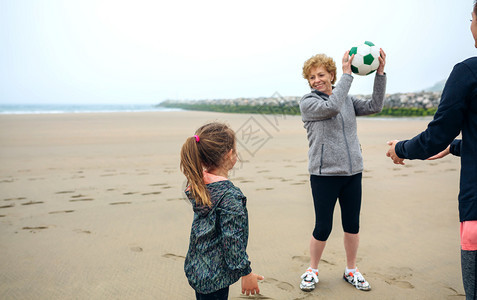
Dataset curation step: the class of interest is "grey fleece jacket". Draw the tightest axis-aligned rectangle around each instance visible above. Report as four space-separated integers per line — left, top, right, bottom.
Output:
300 73 387 176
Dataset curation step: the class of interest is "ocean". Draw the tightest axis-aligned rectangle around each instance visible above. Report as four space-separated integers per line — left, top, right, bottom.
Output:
0 104 181 114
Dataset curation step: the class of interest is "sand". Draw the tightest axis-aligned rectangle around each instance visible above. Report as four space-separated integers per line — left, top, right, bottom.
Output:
0 111 465 299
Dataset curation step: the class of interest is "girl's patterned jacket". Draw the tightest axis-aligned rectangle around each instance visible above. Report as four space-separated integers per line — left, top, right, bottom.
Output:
184 180 252 294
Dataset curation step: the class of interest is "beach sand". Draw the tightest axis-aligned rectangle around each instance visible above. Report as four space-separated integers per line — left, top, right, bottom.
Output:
0 111 464 299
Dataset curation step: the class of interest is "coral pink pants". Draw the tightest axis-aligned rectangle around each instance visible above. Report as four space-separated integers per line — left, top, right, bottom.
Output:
461 221 477 251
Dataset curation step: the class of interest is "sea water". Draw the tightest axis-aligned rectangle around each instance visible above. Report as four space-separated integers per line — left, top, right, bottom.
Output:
0 104 181 114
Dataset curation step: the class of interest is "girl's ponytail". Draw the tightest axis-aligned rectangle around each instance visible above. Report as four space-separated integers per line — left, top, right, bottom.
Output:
180 136 211 206
180 122 236 206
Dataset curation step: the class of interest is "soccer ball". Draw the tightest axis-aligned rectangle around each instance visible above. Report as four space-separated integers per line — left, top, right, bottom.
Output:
349 41 380 76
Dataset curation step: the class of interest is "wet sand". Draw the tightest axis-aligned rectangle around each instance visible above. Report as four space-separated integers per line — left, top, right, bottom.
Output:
0 111 464 299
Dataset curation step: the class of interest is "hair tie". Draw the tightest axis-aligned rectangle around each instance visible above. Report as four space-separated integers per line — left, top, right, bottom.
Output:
194 135 200 142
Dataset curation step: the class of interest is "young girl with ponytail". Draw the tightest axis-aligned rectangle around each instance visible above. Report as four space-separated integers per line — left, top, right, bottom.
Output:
180 122 263 300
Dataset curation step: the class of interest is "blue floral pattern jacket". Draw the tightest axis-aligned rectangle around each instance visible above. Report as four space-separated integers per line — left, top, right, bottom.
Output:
184 180 252 294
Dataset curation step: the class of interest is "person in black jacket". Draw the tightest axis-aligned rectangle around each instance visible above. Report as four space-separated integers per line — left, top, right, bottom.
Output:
386 2 477 298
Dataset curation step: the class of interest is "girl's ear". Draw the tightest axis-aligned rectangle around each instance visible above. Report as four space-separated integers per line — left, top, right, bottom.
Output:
226 149 234 160
224 149 235 168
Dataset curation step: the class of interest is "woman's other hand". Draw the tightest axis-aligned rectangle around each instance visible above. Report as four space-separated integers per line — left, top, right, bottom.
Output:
377 48 386 75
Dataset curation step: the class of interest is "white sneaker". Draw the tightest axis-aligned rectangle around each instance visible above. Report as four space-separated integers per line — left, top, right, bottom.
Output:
300 268 319 291
343 269 371 291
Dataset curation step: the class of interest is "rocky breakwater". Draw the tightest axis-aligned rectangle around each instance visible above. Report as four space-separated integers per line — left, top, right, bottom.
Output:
158 91 442 116
382 91 441 109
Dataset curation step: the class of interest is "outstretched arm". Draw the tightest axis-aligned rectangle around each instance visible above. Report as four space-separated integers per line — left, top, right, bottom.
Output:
393 63 471 160
353 49 387 116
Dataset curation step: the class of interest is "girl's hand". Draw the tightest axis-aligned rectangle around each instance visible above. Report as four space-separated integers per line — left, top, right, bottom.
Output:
377 48 386 75
241 272 264 296
342 50 354 75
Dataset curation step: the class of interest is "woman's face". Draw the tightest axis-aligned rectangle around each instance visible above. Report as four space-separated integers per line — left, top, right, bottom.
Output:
471 11 477 48
307 65 334 95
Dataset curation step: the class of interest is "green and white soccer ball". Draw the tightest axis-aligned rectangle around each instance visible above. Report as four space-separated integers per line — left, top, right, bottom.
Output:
349 41 380 76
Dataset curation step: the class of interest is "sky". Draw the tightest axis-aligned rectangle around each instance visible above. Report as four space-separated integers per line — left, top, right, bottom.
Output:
0 0 475 105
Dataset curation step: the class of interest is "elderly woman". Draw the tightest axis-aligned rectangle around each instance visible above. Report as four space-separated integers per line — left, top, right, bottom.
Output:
299 50 386 292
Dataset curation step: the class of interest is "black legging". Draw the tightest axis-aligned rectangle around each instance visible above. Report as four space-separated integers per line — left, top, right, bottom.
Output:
462 250 477 300
195 286 229 300
310 173 362 241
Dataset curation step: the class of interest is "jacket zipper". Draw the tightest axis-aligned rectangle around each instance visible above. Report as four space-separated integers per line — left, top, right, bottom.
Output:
319 144 324 174
340 113 353 174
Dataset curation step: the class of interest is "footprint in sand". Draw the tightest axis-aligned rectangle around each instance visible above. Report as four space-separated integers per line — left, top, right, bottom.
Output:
21 201 44 206
55 191 75 194
28 177 45 181
292 255 310 264
256 187 274 191
22 226 49 231
236 295 272 300
370 266 415 289
141 192 162 196
150 183 168 187
167 198 184 201
266 176 284 180
100 173 116 177
69 198 94 202
130 246 143 252
163 253 186 261
136 169 149 175
239 180 253 183
0 203 15 209
4 197 27 201
447 286 465 297
0 178 16 183
292 255 335 266
49 210 75 214
262 277 294 292
123 192 138 195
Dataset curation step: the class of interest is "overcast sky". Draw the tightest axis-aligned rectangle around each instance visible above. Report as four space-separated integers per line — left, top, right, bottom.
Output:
1 0 475 104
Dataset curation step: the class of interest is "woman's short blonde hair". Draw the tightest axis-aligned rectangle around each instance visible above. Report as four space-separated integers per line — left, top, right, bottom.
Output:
302 54 337 85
